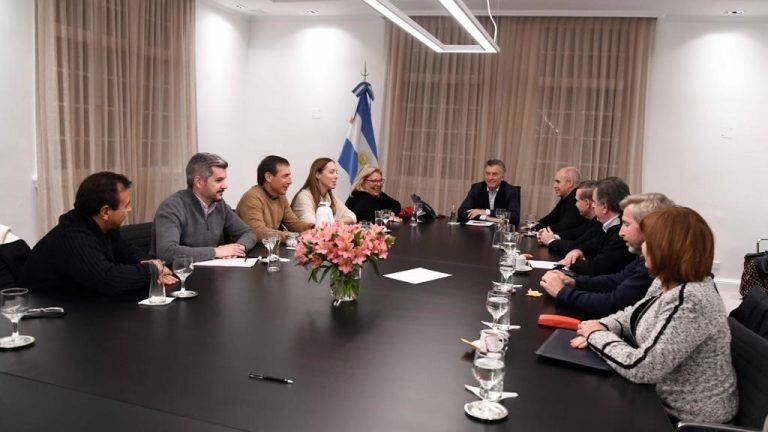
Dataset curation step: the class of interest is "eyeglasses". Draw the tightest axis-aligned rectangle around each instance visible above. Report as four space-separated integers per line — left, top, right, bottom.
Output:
365 178 385 184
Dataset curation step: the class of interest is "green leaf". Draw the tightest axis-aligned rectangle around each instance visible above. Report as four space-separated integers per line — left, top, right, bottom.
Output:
369 256 381 276
318 265 332 284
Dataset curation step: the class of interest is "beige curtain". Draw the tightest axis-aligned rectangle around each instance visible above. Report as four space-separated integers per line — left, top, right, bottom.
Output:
381 17 655 218
35 0 197 232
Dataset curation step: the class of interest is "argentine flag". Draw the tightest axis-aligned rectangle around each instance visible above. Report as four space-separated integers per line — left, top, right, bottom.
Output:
338 81 378 182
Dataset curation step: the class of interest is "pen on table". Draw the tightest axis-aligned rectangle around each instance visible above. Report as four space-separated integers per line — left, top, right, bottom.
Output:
248 373 293 384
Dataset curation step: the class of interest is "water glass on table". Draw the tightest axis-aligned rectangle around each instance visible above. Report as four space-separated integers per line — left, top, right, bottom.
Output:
0 288 35 349
374 210 385 227
171 255 197 298
148 265 168 303
465 350 507 420
486 289 510 330
410 203 422 226
285 232 299 250
447 204 460 225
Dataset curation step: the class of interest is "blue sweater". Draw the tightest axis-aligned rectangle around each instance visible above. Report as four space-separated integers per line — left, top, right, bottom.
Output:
556 255 653 316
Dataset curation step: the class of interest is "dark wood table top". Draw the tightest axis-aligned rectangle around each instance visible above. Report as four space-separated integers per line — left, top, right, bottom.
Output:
0 220 673 431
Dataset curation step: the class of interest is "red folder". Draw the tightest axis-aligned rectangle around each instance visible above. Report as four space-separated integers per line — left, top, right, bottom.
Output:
537 314 580 330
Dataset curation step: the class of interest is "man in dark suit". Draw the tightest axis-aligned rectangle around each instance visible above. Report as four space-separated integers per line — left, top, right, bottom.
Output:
539 180 603 255
557 177 634 276
458 159 521 226
532 166 584 233
540 192 674 316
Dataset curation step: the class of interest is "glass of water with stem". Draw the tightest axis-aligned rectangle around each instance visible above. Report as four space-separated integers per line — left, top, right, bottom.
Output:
466 350 506 419
263 235 278 263
0 288 35 348
486 289 510 330
171 255 197 298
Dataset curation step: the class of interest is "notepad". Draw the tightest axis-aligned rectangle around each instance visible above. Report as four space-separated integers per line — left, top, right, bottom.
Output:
193 258 258 268
465 220 495 227
528 260 558 270
384 267 451 284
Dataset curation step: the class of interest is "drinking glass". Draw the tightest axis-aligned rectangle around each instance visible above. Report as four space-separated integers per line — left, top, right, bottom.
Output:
359 221 372 230
285 232 299 250
447 204 460 225
146 264 167 303
466 350 506 418
410 203 422 226
267 250 281 273
270 236 281 262
262 235 278 262
501 230 517 262
525 214 537 231
499 261 515 286
492 221 507 248
171 255 197 298
0 288 34 348
486 289 510 330
494 208 508 223
374 210 385 227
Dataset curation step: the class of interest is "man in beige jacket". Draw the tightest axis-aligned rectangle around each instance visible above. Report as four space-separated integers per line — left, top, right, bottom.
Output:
236 155 313 241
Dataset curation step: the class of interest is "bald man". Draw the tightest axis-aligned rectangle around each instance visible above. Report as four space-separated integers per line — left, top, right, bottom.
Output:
532 166 584 232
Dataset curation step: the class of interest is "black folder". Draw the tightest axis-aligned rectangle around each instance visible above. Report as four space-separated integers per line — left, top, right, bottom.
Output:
535 329 612 371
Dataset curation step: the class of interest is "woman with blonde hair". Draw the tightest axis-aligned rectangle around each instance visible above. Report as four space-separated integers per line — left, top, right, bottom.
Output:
573 206 738 423
345 166 401 222
291 158 356 224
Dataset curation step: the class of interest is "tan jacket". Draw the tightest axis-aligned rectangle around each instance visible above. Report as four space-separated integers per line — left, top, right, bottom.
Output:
236 186 313 241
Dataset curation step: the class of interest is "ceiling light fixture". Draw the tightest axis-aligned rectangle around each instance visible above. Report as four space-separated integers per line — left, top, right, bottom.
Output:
304 10 320 14
235 4 246 9
360 0 499 53
724 10 745 15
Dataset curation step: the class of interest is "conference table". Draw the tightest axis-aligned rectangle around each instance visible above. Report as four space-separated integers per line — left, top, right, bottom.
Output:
0 220 673 431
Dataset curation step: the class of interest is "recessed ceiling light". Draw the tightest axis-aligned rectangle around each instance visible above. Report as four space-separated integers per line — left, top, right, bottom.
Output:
235 4 246 9
304 10 319 14
724 10 745 15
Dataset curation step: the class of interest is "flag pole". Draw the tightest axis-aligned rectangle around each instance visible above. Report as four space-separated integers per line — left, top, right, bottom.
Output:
361 61 369 83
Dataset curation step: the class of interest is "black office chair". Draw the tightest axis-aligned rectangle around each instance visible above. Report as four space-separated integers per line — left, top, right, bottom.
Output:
119 222 153 257
677 317 768 432
0 239 31 289
730 286 768 340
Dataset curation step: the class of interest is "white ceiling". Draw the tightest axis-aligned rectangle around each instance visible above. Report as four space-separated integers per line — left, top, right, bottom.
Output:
211 0 768 18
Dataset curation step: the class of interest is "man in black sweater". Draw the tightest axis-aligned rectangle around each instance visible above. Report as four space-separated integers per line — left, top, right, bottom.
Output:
458 159 521 226
540 193 674 316
539 180 603 255
21 172 175 295
557 177 634 276
532 166 584 233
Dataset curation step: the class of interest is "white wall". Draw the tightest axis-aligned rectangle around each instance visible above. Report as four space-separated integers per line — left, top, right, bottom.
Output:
195 0 252 203
0 0 37 243
243 16 387 202
643 17 768 282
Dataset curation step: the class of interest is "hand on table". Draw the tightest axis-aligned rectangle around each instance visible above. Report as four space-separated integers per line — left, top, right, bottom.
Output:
559 249 584 266
576 320 607 339
539 271 567 297
215 243 246 259
538 227 556 245
570 336 588 349
466 209 487 220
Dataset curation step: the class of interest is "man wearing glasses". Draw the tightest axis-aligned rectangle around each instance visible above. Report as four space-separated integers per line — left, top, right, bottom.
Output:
21 172 175 295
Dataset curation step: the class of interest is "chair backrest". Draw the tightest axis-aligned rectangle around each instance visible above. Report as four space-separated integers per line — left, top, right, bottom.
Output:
731 287 768 340
0 239 31 289
729 316 768 429
119 222 153 257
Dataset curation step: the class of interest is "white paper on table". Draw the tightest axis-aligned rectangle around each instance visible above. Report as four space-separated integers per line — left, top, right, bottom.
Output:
465 220 495 227
384 267 452 284
528 260 558 270
193 258 259 268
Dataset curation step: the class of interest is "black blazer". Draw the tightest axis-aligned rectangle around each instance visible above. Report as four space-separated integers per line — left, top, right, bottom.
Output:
533 188 583 233
345 190 402 223
548 218 602 255
569 222 635 276
458 181 521 226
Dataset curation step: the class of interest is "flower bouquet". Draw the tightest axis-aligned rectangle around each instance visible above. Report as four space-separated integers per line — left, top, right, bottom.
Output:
399 206 413 221
295 222 395 304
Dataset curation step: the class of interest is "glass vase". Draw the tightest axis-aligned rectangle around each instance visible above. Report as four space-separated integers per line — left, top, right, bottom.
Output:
330 267 361 305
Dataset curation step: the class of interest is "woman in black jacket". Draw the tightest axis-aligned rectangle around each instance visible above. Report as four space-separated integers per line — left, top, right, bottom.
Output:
345 166 401 222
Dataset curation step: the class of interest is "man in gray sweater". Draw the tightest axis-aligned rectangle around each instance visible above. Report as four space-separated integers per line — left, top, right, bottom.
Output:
151 153 257 263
